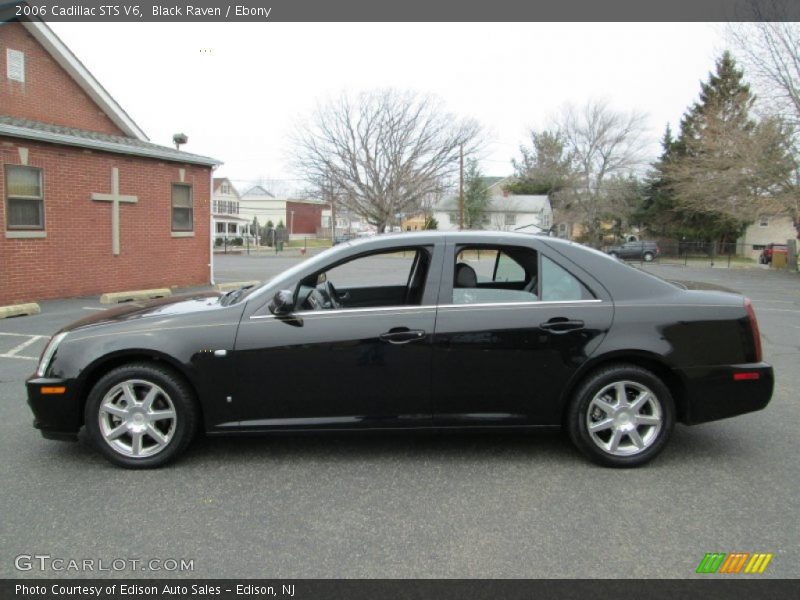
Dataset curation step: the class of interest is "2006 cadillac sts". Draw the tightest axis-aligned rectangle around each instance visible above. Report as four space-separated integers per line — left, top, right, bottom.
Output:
27 232 773 468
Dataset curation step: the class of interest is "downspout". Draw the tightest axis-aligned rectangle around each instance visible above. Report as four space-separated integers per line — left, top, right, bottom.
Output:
209 166 217 286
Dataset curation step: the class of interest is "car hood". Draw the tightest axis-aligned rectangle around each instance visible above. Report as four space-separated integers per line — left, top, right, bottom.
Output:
61 292 225 333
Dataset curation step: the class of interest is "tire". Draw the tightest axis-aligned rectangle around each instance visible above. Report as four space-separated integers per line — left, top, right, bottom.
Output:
84 363 198 468
643 252 655 262
609 252 619 259
567 364 675 468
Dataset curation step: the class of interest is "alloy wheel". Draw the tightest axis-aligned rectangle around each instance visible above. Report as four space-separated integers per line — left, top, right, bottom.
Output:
586 380 662 457
98 379 177 458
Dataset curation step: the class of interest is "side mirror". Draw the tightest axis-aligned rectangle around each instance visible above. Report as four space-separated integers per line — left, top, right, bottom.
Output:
268 289 294 315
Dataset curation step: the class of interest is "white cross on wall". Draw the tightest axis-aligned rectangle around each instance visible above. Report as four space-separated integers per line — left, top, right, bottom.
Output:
91 167 138 255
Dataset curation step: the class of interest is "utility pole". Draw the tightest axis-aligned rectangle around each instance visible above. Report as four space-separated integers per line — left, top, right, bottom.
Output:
329 178 336 241
458 143 464 230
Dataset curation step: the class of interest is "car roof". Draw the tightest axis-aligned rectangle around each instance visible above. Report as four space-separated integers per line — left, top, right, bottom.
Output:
339 230 551 249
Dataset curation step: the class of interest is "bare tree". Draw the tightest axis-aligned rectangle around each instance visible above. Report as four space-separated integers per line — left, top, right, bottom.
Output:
728 12 800 233
667 114 796 225
293 89 481 232
729 15 800 129
555 100 648 241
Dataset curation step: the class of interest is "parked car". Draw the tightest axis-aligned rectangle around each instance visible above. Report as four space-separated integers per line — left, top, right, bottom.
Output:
332 233 356 245
27 232 772 469
606 240 660 262
759 243 788 265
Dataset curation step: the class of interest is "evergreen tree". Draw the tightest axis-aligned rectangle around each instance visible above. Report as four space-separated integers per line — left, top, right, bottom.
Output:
664 51 794 242
463 159 492 229
507 130 575 195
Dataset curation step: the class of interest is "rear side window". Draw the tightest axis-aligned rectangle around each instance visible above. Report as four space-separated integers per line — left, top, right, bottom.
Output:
452 245 538 305
541 256 595 301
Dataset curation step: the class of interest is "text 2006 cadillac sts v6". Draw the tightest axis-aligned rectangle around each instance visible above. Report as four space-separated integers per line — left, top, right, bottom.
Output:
27 232 773 468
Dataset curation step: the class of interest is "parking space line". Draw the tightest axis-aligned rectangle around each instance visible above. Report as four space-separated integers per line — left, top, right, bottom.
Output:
0 333 45 362
82 307 106 311
5 335 44 356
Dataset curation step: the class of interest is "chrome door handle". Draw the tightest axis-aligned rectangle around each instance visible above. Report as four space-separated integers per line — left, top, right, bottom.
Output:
379 329 426 344
539 319 585 334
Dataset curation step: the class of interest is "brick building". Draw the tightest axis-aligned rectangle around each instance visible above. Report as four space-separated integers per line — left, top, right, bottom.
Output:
286 200 328 236
0 19 220 305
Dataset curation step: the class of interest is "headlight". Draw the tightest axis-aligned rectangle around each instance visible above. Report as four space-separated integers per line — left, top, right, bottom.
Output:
36 332 68 378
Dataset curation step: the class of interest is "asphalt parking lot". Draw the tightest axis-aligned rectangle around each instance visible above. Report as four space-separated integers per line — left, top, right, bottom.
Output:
0 255 798 578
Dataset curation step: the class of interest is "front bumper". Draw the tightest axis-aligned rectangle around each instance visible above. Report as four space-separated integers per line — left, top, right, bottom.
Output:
26 376 81 441
679 362 774 425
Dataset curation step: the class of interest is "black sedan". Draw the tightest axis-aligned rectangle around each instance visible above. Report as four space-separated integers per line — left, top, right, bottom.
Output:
27 232 773 468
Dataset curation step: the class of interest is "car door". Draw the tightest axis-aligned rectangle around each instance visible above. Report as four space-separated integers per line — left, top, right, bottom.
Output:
620 242 637 259
431 238 613 426
230 243 443 430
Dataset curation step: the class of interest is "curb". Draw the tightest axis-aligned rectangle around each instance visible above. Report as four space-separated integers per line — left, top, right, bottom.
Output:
214 280 261 292
100 288 172 304
0 302 41 319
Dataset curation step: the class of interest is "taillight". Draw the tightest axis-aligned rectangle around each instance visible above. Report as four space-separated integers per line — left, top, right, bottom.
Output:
744 297 762 362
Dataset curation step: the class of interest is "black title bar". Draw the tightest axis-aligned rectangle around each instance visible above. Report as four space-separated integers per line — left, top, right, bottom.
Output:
4 579 800 600
3 0 800 22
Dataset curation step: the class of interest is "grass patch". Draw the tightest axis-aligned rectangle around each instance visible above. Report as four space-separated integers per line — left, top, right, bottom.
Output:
285 238 332 248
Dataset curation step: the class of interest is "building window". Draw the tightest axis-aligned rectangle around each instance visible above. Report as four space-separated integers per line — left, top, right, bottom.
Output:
171 184 193 231
541 212 552 228
221 183 231 195
216 222 225 234
759 215 769 227
6 49 25 82
227 223 237 234
5 165 44 230
504 213 516 226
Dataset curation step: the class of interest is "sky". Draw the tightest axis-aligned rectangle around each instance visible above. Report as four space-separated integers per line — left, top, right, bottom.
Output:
50 22 728 191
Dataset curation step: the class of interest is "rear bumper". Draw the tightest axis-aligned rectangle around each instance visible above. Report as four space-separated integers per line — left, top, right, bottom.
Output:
679 363 774 425
26 376 81 441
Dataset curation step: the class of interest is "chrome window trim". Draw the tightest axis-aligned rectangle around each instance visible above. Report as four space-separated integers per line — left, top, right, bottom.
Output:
438 299 602 310
248 298 605 321
250 305 437 320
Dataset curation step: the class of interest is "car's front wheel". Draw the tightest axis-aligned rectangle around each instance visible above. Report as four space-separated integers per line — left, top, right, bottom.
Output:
84 363 198 468
567 364 674 467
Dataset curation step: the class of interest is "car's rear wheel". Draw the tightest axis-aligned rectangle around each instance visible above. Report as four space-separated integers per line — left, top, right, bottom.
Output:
567 364 674 467
84 363 198 468
643 251 655 262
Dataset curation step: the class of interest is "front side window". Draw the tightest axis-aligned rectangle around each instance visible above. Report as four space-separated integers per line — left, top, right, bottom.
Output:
171 184 193 231
5 165 44 230
294 247 432 311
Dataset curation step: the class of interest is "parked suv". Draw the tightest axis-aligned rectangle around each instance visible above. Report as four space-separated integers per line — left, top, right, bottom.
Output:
606 240 660 262
759 243 788 265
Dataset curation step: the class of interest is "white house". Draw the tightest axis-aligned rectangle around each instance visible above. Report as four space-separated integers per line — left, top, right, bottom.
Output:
738 213 797 260
238 184 284 228
212 178 250 241
434 193 553 233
